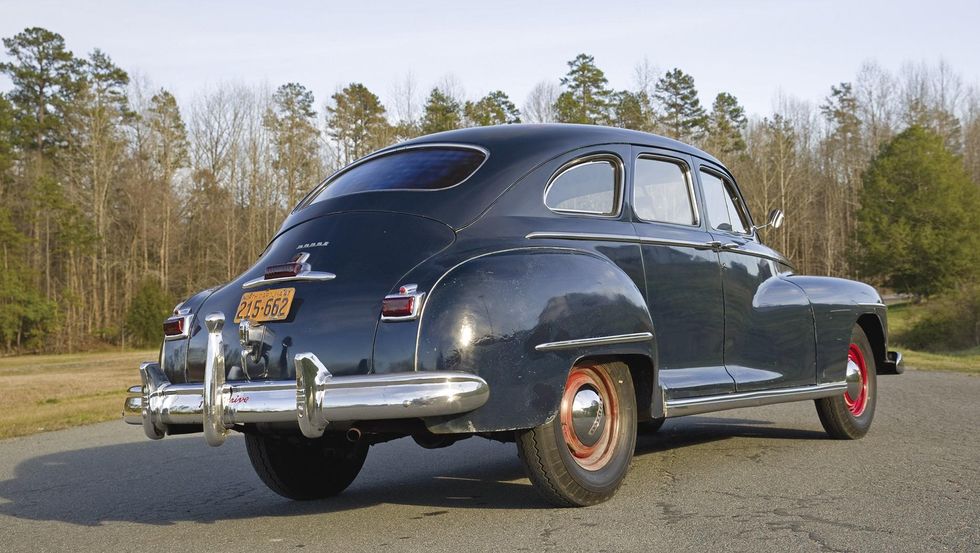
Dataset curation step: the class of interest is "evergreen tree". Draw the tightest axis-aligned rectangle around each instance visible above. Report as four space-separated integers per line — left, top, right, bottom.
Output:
554 53 613 124
124 278 172 347
706 92 747 157
421 88 462 134
264 83 321 204
611 90 655 131
464 90 520 126
856 126 980 296
654 68 707 142
326 82 391 164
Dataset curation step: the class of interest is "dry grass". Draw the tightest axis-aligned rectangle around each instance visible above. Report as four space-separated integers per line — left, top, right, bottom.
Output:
887 302 980 375
0 349 156 439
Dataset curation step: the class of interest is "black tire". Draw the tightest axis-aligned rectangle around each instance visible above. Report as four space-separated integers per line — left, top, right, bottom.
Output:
516 362 637 507
245 433 368 500
638 418 666 433
815 325 877 439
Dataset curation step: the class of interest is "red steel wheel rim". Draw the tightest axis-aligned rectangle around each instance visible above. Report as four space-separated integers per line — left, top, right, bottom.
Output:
844 344 869 416
559 365 619 471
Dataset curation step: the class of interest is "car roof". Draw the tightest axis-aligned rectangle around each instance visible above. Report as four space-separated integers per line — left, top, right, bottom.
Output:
398 123 724 167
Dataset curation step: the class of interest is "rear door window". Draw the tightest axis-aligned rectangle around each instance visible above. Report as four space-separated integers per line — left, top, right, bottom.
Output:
309 146 486 204
633 157 697 225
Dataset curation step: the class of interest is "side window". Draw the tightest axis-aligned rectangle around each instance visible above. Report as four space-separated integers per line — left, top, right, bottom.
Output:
633 157 697 225
700 170 750 234
544 157 621 216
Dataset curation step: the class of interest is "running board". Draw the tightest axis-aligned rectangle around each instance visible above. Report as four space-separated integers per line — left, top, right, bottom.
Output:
664 382 847 418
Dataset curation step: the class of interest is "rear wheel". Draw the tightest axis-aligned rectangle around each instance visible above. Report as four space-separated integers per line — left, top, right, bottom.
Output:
245 433 368 500
516 362 637 507
814 325 877 439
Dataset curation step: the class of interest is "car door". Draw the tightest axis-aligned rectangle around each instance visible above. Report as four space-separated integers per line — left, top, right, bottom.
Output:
696 161 816 391
629 146 733 399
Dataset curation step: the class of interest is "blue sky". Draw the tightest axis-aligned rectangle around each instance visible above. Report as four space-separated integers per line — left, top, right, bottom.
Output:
1 0 977 118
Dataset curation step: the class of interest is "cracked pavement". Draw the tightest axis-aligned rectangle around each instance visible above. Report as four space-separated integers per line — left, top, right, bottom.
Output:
0 369 977 552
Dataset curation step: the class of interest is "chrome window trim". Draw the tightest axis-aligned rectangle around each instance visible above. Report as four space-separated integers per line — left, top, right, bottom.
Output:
633 154 701 227
296 142 491 211
542 154 625 219
535 332 654 352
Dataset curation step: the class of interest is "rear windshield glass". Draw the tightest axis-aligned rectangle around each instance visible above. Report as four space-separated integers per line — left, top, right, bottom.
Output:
310 147 486 204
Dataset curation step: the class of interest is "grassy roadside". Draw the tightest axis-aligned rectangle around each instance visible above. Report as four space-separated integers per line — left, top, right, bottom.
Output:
0 349 155 439
887 302 980 375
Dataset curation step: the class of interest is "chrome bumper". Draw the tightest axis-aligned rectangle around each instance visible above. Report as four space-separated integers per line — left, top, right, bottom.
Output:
123 312 490 446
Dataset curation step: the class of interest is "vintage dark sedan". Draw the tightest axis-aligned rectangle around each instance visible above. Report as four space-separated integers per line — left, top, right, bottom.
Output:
124 124 903 506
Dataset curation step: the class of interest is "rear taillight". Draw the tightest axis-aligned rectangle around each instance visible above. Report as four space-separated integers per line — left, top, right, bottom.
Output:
264 252 310 280
381 284 425 321
163 314 193 340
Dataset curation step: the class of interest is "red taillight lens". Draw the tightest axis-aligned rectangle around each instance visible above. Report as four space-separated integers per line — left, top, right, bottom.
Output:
264 262 303 280
163 317 185 337
381 296 415 318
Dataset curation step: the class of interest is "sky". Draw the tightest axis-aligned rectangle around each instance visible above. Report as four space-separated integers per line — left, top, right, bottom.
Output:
1 0 978 119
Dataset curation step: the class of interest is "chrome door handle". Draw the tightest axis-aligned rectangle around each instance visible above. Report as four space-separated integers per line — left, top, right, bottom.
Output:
721 243 740 250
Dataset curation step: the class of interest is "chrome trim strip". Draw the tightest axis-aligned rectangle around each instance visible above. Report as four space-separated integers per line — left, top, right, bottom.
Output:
664 381 847 418
203 313 229 446
525 231 716 250
242 270 336 290
535 332 654 352
857 302 886 308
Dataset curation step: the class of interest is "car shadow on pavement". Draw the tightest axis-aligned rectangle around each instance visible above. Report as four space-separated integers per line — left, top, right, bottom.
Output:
0 416 829 526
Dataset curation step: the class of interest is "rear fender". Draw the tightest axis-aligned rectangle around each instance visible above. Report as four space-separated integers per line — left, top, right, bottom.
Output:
415 248 656 433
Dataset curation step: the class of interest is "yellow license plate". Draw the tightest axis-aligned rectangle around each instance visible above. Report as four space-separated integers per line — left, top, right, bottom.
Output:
234 288 295 323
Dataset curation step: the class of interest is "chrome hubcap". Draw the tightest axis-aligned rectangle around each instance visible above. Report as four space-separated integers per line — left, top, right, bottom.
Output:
845 357 862 400
570 386 605 447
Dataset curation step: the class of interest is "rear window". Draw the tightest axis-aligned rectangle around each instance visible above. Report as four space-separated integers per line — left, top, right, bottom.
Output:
310 146 486 204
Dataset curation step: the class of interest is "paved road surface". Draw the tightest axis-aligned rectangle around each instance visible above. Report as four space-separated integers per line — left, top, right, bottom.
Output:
0 370 977 552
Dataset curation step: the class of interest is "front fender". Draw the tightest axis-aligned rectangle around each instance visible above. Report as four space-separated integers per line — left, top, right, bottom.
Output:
416 248 655 433
786 275 888 382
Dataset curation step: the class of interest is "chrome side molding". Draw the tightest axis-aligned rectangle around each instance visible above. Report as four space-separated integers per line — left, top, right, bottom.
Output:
535 332 654 352
664 381 847 418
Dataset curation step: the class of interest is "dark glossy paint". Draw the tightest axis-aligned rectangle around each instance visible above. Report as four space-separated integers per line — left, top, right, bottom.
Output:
166 124 890 435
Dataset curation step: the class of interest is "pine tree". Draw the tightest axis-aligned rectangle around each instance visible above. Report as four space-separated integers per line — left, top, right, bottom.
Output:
421 88 462 134
857 126 980 296
464 90 520 126
611 90 655 131
706 92 747 158
654 68 707 142
326 83 391 165
554 54 613 124
264 83 321 204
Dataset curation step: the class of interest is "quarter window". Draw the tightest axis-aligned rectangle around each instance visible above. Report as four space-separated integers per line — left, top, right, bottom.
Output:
700 170 750 234
544 157 620 216
633 157 697 225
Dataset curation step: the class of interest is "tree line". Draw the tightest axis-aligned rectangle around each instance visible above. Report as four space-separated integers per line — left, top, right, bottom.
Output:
0 28 978 353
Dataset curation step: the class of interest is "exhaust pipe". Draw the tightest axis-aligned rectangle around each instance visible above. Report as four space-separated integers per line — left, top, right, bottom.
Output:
346 427 362 443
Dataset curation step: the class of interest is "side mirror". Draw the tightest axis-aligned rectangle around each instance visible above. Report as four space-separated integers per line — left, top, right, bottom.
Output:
754 209 784 231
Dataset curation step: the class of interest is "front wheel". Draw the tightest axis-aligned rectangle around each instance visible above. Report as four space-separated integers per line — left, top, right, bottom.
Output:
814 325 877 439
245 432 368 500
516 361 637 507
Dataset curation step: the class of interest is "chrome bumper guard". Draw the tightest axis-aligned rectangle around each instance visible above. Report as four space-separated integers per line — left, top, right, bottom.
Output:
123 312 490 446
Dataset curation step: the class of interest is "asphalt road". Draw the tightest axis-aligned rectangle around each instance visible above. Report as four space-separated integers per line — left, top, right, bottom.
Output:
0 369 977 552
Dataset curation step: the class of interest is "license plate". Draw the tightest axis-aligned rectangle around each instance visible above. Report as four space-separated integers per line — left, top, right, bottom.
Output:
234 288 295 323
